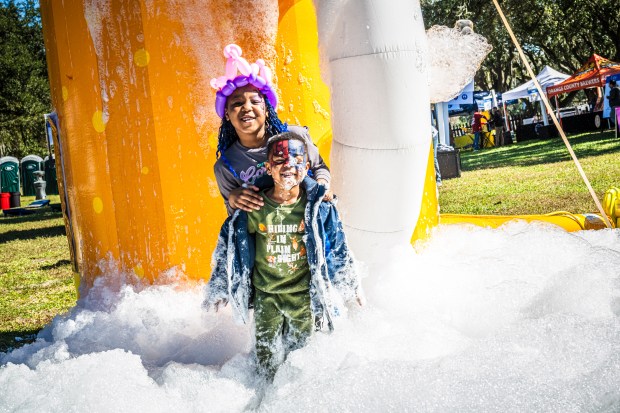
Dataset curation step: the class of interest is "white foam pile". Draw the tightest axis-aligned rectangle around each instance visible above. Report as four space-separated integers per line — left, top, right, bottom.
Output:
2 222 620 412
426 24 492 103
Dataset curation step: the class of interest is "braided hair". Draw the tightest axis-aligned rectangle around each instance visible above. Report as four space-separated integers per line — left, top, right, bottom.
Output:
215 97 288 159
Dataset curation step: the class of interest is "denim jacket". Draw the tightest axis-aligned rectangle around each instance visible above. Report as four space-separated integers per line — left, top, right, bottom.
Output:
204 177 360 330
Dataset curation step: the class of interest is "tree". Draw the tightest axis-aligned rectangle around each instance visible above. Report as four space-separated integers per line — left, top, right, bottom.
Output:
421 0 620 96
0 0 51 158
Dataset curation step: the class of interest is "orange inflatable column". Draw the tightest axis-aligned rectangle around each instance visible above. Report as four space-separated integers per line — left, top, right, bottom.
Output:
40 1 123 288
40 1 230 289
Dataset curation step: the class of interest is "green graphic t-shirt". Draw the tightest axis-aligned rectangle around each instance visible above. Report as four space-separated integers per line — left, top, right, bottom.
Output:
247 190 310 294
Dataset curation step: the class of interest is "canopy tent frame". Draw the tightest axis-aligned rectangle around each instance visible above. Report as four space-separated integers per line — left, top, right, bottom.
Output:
546 54 620 98
502 65 570 126
544 55 620 129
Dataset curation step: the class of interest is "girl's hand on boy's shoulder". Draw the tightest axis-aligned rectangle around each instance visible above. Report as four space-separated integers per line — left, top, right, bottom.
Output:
317 179 334 202
323 190 334 202
229 184 263 212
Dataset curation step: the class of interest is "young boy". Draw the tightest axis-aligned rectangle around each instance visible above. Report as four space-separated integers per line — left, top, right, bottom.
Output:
204 132 362 379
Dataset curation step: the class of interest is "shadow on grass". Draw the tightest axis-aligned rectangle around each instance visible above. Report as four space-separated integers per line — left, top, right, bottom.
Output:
41 259 72 270
461 130 619 171
0 329 40 354
0 225 66 244
0 210 62 224
0 211 66 244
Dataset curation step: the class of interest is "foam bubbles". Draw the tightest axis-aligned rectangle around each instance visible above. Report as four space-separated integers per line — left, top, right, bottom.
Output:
2 223 620 411
427 25 492 103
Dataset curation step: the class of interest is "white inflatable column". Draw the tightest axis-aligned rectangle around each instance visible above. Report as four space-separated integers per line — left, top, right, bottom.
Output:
316 0 431 263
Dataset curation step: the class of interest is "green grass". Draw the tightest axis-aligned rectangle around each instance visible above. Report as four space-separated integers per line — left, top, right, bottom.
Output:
439 130 620 215
0 195 76 353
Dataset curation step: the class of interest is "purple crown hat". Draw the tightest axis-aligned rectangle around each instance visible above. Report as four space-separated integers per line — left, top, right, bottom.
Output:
211 44 278 118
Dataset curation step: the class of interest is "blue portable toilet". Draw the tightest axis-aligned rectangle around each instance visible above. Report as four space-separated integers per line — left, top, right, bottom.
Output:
43 155 59 195
0 156 20 193
20 155 43 196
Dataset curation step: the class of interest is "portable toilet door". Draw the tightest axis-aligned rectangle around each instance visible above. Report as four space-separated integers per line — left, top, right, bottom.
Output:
43 154 59 195
20 155 43 196
0 156 20 193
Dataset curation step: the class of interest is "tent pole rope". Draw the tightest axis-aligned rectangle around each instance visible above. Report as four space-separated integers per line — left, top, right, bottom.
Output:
491 0 612 229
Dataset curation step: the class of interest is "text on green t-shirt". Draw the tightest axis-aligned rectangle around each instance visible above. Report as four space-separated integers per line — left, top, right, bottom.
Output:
247 190 310 294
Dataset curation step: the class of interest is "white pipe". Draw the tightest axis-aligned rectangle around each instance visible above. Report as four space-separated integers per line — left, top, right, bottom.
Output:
315 0 430 263
436 102 451 146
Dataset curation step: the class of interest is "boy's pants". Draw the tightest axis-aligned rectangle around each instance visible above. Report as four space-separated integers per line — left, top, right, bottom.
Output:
254 288 313 378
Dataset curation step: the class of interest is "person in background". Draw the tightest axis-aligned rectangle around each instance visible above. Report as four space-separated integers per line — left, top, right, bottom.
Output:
586 88 598 113
472 110 488 151
607 79 620 131
491 107 504 147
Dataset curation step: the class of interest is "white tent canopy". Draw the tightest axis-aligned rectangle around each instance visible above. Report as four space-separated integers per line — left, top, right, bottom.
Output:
502 65 569 102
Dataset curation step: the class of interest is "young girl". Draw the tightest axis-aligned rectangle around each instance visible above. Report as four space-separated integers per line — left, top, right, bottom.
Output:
211 44 332 215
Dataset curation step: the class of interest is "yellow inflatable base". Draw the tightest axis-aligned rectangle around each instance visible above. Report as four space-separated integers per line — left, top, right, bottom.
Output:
440 212 612 232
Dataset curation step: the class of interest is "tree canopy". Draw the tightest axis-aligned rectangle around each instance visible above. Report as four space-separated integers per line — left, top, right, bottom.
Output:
0 0 50 159
421 0 620 94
